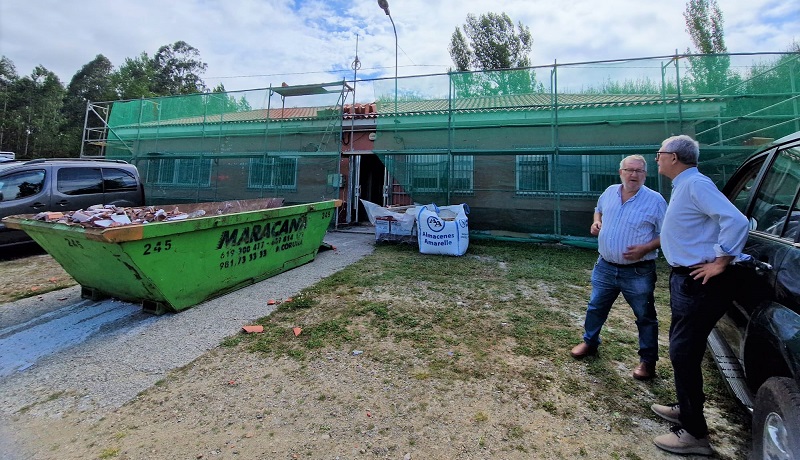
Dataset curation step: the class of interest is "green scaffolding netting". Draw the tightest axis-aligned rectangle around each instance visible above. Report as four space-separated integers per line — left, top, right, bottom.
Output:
101 82 348 206
94 53 800 240
371 53 800 237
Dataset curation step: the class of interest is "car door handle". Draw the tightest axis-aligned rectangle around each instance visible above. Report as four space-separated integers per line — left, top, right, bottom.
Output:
55 200 71 207
735 256 773 275
29 202 47 210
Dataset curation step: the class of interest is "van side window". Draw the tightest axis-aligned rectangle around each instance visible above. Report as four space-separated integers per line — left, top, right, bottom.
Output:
103 168 139 191
57 167 103 196
0 170 46 202
728 158 764 215
750 147 800 240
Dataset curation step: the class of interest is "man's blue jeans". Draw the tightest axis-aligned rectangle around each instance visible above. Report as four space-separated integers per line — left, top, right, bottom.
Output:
582 257 659 363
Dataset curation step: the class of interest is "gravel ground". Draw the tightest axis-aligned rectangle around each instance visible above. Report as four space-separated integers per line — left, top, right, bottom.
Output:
0 230 375 459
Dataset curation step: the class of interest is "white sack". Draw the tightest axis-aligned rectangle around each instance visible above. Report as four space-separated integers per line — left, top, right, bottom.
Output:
416 203 470 256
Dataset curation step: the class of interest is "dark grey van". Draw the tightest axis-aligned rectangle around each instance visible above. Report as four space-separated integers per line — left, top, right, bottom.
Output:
0 158 145 248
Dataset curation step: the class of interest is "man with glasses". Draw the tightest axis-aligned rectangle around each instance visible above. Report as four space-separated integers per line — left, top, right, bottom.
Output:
570 154 666 381
651 135 749 456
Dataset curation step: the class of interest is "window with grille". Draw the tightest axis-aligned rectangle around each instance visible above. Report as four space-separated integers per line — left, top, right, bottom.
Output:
248 157 298 189
516 155 550 194
147 158 212 187
584 154 624 193
409 154 473 193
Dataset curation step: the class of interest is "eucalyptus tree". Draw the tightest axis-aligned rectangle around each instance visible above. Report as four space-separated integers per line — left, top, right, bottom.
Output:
152 41 208 95
61 54 117 154
0 56 18 151
17 66 67 157
112 52 157 100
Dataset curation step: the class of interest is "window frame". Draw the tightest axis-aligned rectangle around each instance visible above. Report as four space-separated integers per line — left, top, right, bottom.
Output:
0 169 46 202
582 154 625 194
409 154 474 194
56 167 103 196
515 154 551 195
247 156 299 190
746 146 800 241
146 158 213 187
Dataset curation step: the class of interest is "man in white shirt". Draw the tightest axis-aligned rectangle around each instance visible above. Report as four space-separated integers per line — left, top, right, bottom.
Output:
651 135 749 456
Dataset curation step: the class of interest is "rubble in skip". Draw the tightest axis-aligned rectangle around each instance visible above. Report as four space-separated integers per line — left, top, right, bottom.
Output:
32 204 206 228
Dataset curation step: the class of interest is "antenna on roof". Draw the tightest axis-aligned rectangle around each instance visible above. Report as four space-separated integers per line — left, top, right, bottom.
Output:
348 34 361 152
351 34 361 98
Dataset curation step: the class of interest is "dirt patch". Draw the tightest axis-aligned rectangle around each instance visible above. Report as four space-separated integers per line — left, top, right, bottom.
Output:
0 252 75 303
3 346 750 460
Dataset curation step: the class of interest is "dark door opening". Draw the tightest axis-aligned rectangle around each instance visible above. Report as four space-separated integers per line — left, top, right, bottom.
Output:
356 154 385 223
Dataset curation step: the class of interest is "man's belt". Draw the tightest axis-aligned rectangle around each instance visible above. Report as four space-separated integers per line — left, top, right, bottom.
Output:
601 258 655 268
671 266 695 275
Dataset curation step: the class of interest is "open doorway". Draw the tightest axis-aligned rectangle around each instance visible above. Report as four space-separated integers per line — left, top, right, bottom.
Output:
354 153 386 223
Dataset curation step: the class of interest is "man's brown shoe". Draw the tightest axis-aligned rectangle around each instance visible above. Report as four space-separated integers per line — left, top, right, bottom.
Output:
570 342 598 359
633 361 656 380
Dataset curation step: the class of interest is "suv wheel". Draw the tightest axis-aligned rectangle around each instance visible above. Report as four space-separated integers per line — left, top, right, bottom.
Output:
750 377 800 460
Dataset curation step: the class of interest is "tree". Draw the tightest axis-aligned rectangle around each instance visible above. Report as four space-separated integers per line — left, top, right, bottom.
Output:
61 55 117 154
683 0 730 93
448 13 537 96
208 84 252 113
0 62 68 157
112 52 157 100
0 56 19 151
11 66 68 157
449 12 532 71
152 41 208 95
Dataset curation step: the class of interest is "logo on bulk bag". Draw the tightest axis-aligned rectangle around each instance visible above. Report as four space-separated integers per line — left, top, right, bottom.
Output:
426 216 445 232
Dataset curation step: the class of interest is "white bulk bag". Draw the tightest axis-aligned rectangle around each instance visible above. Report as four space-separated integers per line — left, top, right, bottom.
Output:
416 203 470 256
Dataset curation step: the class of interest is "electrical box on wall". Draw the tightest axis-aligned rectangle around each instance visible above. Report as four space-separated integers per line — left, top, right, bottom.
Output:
368 132 377 141
327 173 345 188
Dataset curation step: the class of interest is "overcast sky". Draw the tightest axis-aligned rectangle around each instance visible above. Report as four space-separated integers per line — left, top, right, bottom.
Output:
1 0 798 97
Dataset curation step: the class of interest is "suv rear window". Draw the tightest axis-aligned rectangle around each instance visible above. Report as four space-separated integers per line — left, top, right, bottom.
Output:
57 167 103 196
103 167 140 191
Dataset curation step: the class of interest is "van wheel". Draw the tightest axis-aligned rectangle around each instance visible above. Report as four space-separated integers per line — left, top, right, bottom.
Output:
750 377 800 460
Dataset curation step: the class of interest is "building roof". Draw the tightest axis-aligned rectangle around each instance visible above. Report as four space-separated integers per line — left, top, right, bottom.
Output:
117 92 720 129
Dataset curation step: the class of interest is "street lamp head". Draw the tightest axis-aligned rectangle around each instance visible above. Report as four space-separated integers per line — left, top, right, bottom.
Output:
377 0 390 15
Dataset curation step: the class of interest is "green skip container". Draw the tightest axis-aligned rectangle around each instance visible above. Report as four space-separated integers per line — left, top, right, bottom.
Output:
3 199 340 313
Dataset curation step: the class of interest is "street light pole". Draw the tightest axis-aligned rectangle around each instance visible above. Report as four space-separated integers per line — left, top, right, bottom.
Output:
377 0 397 117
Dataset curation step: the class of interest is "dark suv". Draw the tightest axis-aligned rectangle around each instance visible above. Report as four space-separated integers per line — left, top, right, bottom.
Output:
0 158 145 248
710 131 800 459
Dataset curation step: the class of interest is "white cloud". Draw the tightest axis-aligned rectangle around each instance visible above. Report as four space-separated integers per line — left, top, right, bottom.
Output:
1 0 796 93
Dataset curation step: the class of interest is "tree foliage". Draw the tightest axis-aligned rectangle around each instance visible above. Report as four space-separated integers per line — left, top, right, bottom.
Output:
448 12 538 96
684 0 726 54
60 55 117 154
1 66 67 157
0 57 19 150
683 0 730 93
113 52 157 100
152 41 208 95
449 12 532 71
209 84 252 113
0 41 210 158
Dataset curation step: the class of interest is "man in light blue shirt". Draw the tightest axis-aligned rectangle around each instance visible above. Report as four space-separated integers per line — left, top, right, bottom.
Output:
570 154 667 381
651 135 749 456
